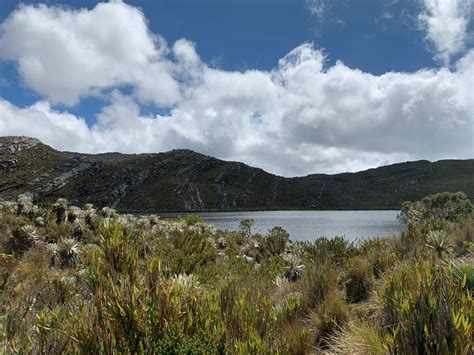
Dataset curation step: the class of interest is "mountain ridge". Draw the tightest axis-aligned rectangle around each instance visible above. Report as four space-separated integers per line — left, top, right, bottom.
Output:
0 136 472 212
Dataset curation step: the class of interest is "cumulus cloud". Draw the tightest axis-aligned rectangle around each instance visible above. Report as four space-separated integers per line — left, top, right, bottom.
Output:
418 0 473 64
0 1 180 106
0 2 473 176
0 99 93 151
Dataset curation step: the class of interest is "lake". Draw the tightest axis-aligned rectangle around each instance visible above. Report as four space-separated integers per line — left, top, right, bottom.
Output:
162 210 405 242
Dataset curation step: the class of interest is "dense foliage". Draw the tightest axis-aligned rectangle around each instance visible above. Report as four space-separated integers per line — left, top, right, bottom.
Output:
0 192 473 353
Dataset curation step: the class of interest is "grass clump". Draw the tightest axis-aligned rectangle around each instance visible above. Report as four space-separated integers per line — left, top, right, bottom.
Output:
329 322 388 354
311 290 349 348
344 257 374 303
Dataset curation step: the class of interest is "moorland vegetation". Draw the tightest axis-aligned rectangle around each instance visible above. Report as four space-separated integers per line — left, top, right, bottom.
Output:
0 191 473 353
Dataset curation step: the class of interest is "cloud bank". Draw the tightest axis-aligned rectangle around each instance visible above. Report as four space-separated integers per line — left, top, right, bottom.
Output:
0 1 473 177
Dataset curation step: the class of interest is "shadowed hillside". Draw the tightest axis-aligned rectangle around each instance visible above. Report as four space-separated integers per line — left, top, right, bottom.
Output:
0 136 472 211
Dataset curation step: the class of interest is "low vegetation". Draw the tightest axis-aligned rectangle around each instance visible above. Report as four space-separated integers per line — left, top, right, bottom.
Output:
0 191 472 353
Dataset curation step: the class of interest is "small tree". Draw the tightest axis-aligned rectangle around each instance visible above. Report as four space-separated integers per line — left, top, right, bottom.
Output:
264 226 289 255
238 218 254 239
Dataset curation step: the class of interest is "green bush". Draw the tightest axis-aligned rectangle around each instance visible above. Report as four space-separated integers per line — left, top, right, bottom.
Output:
309 236 358 266
183 214 204 225
450 219 474 257
399 192 473 229
345 258 374 303
359 238 397 278
264 226 289 255
236 218 255 244
380 259 473 354
167 230 217 274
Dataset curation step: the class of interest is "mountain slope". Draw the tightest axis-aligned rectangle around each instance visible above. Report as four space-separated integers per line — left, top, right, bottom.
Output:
0 136 472 211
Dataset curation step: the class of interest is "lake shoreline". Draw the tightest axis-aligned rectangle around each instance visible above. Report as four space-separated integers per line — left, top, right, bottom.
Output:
158 210 405 242
123 207 402 214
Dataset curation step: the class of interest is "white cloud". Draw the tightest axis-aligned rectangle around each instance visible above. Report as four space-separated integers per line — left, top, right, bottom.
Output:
418 0 473 64
0 99 93 152
1 42 473 176
0 2 473 176
0 1 180 106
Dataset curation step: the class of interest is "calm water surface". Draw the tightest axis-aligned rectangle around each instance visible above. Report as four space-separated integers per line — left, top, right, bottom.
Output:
162 210 404 242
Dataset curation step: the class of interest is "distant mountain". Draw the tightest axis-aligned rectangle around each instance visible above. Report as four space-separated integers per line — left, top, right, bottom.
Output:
0 136 472 211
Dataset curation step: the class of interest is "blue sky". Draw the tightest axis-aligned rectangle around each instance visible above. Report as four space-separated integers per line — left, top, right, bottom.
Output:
0 0 439 73
0 0 472 175
0 0 446 123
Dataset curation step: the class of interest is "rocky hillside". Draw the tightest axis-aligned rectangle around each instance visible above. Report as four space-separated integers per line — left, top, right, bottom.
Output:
0 136 472 211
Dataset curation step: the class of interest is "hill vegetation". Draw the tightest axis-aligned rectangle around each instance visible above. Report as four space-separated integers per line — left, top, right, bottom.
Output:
0 136 473 211
0 191 473 353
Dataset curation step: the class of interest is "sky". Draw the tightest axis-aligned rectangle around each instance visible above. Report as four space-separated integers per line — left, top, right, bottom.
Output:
0 0 473 176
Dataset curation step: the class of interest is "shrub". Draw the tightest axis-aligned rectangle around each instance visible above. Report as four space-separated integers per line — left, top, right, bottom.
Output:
278 324 314 355
450 219 474 257
238 218 254 239
380 259 473 354
167 230 217 274
345 258 374 303
399 192 473 228
273 292 304 322
359 238 397 278
264 226 289 255
219 283 275 344
183 214 204 225
309 236 358 266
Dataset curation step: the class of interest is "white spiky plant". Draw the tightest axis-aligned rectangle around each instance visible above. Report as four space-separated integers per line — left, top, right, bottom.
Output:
55 238 81 268
21 224 39 242
67 206 84 223
273 275 290 289
16 193 35 216
101 207 117 219
73 220 87 240
284 254 305 282
426 230 451 258
9 224 39 254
